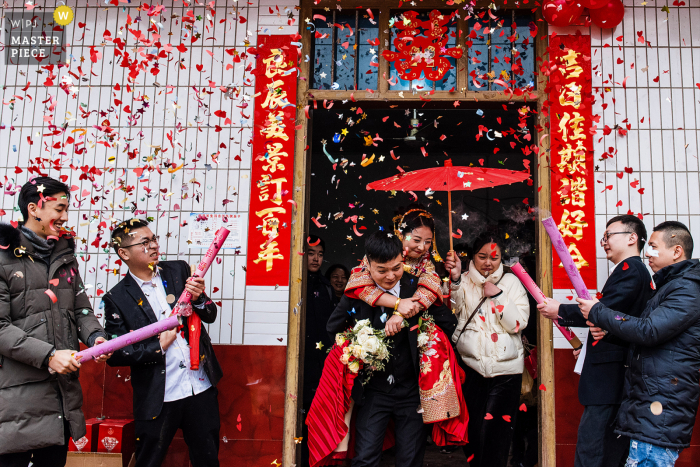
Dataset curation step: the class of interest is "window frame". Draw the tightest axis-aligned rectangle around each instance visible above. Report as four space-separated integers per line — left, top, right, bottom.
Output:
300 0 544 102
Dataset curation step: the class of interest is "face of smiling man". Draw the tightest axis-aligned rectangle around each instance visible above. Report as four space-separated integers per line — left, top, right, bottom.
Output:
117 226 161 271
26 191 70 238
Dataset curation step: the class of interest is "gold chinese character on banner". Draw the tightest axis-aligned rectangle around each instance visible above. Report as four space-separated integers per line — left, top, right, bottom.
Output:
557 141 588 175
559 83 582 108
263 48 288 78
257 175 287 205
258 142 288 173
253 206 287 271
255 240 284 271
558 209 588 241
558 177 587 207
559 112 586 142
261 80 291 110
559 49 584 78
261 111 289 141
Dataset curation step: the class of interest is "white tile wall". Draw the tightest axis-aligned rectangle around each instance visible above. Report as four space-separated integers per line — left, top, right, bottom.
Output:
3 2 695 349
554 3 700 349
0 0 299 345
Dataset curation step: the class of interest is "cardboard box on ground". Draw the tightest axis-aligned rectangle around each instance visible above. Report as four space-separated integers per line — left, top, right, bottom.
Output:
65 452 135 467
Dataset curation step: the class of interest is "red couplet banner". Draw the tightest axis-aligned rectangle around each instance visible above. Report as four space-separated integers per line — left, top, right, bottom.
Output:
245 35 298 287
548 34 597 290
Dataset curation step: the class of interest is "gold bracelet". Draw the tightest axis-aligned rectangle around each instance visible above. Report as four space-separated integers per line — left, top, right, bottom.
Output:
393 297 401 311
393 311 403 317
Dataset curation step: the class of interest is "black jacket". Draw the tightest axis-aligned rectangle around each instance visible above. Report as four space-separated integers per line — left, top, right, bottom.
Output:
589 259 700 448
303 272 336 408
326 275 457 404
104 261 223 420
558 255 654 406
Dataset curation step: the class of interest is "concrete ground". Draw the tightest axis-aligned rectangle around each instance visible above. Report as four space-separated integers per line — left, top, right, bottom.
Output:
378 443 469 467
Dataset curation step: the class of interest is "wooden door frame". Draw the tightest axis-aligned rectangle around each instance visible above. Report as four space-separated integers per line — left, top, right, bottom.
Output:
282 2 554 465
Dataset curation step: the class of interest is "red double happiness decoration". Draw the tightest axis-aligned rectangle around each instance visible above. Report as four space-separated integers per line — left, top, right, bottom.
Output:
246 35 298 287
546 34 597 289
382 10 462 82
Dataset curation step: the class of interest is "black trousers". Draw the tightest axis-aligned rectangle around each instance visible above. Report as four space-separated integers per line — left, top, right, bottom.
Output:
135 387 220 467
0 421 69 467
352 382 425 467
574 404 629 467
511 399 538 467
461 365 522 467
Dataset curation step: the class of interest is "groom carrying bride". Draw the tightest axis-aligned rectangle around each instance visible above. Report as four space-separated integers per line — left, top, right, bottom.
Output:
309 230 460 467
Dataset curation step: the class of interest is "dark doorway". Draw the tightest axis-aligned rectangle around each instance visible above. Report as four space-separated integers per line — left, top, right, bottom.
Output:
301 101 540 467
307 102 538 269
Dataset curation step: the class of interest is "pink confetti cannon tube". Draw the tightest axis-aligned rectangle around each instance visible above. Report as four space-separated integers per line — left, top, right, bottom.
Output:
174 227 229 370
541 217 593 301
75 227 231 365
75 316 182 363
171 227 230 316
510 263 583 350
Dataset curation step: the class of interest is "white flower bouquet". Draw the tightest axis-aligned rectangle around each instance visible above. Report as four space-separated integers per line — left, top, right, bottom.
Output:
335 319 392 385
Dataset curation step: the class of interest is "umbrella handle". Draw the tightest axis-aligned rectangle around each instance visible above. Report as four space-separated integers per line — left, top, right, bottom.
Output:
448 190 454 252
446 189 454 308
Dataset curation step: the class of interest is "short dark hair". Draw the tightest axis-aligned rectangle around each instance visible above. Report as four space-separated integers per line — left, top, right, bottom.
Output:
653 221 693 259
111 218 150 256
472 231 505 258
325 264 350 281
307 235 325 251
365 231 403 264
606 214 648 252
18 177 70 223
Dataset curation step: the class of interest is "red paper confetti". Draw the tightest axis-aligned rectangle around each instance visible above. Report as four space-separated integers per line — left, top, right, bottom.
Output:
45 290 58 303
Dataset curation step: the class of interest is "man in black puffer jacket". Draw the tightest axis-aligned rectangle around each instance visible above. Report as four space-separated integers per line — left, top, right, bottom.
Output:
578 221 700 467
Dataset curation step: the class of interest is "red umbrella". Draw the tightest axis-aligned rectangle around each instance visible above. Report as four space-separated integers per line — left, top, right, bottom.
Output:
366 159 531 251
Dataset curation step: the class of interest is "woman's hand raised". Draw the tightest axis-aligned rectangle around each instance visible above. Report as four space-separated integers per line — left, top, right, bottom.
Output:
445 250 461 281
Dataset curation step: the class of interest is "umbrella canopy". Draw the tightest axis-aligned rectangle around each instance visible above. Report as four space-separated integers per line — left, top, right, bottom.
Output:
366 159 531 192
366 159 532 252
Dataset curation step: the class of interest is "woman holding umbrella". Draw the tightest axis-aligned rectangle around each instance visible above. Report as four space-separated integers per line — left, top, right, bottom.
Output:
345 207 444 318
445 232 530 467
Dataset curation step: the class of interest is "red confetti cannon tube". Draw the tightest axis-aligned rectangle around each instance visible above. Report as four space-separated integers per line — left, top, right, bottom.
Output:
510 262 583 350
74 227 230 369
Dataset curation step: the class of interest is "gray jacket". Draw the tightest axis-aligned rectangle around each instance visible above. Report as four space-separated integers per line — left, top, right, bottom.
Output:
0 224 105 454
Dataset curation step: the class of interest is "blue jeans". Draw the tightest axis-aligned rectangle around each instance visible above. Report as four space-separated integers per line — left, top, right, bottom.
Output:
625 440 681 467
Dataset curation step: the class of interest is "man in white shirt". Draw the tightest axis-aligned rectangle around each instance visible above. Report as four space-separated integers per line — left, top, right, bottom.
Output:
104 219 223 467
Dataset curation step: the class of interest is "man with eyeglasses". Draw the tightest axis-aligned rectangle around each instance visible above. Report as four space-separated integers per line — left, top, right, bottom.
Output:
104 218 223 467
537 215 654 467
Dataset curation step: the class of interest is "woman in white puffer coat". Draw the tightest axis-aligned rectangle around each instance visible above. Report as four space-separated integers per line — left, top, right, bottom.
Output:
445 233 530 467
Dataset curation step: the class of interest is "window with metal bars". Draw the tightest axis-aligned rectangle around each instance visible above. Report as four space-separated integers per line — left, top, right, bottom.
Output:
467 11 536 91
308 9 536 93
309 11 379 91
